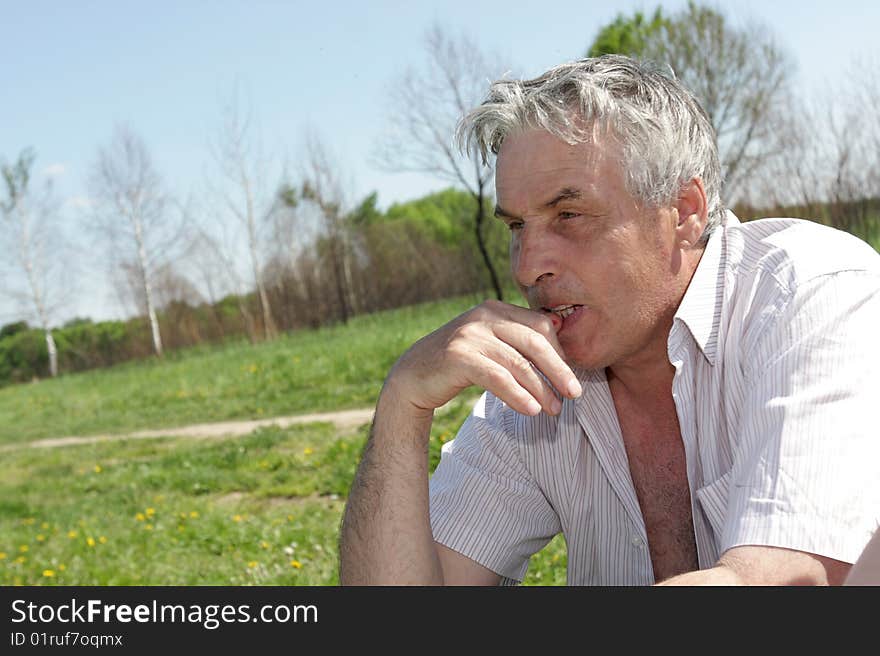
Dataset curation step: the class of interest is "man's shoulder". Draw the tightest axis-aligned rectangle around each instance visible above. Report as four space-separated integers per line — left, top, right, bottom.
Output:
727 217 880 290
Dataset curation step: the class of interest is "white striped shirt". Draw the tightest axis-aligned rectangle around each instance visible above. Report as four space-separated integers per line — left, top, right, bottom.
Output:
429 212 880 585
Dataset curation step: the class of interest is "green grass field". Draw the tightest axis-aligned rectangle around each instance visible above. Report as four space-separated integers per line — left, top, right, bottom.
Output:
0 293 566 586
0 294 499 445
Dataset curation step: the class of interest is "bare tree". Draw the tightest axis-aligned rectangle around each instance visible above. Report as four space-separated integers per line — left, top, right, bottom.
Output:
652 3 793 201
756 58 880 245
89 126 181 357
375 24 506 300
589 2 794 203
0 149 63 376
208 91 278 339
189 224 259 342
298 135 358 324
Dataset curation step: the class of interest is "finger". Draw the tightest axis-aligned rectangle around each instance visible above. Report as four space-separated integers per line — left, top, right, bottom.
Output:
492 321 582 399
471 357 545 417
486 341 563 415
478 300 566 357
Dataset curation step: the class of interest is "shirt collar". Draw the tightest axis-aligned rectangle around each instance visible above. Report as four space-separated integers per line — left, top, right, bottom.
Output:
671 210 738 365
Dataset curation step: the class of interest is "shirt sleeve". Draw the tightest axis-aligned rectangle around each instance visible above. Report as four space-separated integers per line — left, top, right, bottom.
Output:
429 392 562 582
721 270 880 563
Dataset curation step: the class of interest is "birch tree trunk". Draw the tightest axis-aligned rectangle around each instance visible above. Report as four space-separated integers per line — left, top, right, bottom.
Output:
134 214 163 357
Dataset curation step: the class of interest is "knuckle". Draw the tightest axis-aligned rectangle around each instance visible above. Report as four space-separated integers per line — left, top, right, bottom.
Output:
510 353 535 377
445 337 470 362
451 322 480 343
484 367 510 389
535 314 555 335
473 300 497 316
524 331 547 355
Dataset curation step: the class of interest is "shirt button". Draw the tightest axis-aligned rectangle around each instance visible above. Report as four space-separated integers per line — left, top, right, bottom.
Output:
631 535 645 548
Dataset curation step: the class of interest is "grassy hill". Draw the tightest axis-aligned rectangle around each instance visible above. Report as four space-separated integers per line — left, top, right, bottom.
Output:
0 294 498 445
0 291 568 586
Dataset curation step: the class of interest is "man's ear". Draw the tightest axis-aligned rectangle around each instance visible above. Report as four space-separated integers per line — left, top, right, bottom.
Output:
675 178 708 248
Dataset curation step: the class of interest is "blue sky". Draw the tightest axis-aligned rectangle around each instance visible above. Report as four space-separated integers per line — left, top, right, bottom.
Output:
2 0 878 324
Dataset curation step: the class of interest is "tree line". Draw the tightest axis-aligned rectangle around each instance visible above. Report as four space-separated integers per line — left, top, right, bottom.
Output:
1 3 878 386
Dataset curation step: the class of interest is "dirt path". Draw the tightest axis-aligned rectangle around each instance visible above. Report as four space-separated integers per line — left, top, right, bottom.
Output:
0 407 377 452
2 396 476 452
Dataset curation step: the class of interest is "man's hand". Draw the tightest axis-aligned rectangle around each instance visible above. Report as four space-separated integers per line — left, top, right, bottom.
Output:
385 299 583 418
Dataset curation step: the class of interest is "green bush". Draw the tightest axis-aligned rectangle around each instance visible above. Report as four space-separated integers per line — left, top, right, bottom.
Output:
0 327 48 382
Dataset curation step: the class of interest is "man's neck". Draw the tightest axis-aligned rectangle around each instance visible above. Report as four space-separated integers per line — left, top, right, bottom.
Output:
606 351 675 402
605 244 706 399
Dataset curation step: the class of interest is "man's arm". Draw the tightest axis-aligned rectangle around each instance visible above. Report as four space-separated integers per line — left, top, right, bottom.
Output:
338 386 444 585
338 300 581 585
338 382 502 585
655 545 851 586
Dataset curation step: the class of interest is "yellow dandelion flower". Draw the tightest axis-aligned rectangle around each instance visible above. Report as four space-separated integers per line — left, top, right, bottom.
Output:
58 564 66 571
145 507 156 517
248 561 258 568
189 511 199 519
19 545 29 553
67 530 78 539
248 364 257 373
260 541 269 549
93 464 102 473
0 552 7 559
287 515 294 521
23 518 35 525
15 556 26 564
99 536 107 544
86 537 96 547
290 560 302 569
303 447 314 456
145 524 154 531
135 513 145 522
42 569 55 577
36 534 45 542
233 515 243 523
41 522 49 529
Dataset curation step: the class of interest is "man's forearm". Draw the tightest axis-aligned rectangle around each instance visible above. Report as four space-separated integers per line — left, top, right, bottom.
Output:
338 387 444 585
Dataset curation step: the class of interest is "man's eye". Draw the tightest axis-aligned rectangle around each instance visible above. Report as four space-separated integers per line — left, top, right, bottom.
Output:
559 211 580 219
507 221 523 231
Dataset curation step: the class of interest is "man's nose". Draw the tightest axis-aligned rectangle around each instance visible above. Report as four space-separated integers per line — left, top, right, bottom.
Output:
513 226 556 288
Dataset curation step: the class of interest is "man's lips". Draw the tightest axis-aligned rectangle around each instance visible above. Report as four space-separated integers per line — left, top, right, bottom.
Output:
541 303 583 318
541 304 585 333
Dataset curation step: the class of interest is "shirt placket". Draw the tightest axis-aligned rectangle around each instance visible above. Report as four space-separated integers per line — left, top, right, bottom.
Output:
668 327 718 569
574 370 653 581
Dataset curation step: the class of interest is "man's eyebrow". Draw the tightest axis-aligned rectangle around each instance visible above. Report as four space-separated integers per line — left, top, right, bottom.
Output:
494 188 586 220
544 187 583 208
493 204 515 219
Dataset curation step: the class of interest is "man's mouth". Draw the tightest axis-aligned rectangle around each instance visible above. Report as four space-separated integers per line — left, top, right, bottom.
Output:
542 304 584 319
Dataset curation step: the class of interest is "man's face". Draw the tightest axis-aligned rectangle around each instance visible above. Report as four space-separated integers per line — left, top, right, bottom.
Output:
495 128 681 372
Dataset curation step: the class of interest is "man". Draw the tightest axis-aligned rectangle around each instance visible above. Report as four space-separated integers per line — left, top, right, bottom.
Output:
339 55 880 585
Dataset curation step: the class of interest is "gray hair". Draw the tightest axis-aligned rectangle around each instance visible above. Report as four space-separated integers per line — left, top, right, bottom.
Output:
457 54 724 243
